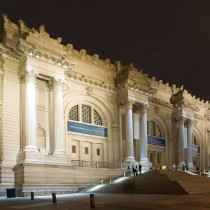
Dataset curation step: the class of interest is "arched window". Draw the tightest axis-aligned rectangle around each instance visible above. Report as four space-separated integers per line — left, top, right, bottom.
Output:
94 110 102 126
147 121 161 137
82 105 91 123
69 105 79 121
69 104 102 126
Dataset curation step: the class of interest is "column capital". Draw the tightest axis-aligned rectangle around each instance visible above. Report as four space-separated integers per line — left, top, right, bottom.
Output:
186 118 194 127
54 76 64 85
139 103 149 112
125 99 135 108
25 65 39 77
133 104 140 114
46 79 54 91
177 116 186 124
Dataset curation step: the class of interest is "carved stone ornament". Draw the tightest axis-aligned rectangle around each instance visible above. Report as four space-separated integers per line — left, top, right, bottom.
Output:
186 118 194 127
86 86 93 96
139 103 149 112
54 77 64 85
154 106 160 114
177 116 186 124
125 99 135 108
25 66 39 77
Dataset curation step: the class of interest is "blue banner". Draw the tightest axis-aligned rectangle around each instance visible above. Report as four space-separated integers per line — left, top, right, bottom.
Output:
68 121 108 137
147 136 165 147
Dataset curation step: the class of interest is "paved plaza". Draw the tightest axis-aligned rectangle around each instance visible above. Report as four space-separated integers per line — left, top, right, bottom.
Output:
1 192 210 210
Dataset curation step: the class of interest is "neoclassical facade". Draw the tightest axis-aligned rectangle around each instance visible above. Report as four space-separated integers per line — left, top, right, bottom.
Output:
1 14 210 196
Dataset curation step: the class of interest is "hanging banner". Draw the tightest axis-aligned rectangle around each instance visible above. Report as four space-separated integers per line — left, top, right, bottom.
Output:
68 121 108 137
147 136 165 147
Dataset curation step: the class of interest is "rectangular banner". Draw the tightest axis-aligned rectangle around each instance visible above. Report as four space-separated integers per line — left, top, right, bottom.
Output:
68 121 108 138
147 136 165 147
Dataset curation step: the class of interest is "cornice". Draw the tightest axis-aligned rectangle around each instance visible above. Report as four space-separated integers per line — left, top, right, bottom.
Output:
149 97 173 110
16 40 75 70
149 77 172 94
66 47 116 72
117 78 157 97
65 69 117 92
194 114 206 122
0 43 19 63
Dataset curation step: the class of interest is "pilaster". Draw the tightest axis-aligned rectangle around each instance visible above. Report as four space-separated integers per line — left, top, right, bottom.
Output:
53 77 66 155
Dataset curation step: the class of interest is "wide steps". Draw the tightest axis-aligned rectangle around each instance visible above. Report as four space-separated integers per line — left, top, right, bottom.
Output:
88 169 210 194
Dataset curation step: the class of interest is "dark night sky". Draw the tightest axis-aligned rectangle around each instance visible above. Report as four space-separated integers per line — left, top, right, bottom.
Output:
1 0 210 101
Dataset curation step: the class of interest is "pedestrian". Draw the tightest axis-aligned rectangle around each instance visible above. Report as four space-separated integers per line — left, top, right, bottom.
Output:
132 165 136 176
135 165 138 176
138 163 142 175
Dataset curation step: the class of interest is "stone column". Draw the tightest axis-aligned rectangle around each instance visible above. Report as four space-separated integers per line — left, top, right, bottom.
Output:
24 69 38 152
133 106 140 160
124 99 135 163
139 104 151 170
187 119 194 170
178 116 185 168
47 80 54 154
53 77 65 155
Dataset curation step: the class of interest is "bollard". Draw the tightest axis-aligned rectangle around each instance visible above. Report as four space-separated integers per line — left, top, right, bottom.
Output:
31 192 34 200
100 180 103 184
109 179 112 184
124 172 125 177
90 194 95 208
52 192 57 203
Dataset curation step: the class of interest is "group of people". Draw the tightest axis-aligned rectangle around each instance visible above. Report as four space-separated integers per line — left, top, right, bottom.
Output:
129 164 142 176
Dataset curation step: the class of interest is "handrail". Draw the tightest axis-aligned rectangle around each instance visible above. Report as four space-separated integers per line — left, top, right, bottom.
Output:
71 160 125 169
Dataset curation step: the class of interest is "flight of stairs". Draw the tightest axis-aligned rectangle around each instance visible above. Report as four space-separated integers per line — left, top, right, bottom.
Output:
86 169 210 194
160 170 210 194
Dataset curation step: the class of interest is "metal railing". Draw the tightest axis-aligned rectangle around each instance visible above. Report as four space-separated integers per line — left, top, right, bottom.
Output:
71 160 124 169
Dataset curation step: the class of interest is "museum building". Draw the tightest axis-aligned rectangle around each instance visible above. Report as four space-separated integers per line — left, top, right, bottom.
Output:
0 14 210 196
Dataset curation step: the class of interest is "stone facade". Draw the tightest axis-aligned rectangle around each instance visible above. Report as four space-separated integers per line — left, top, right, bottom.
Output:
1 14 210 196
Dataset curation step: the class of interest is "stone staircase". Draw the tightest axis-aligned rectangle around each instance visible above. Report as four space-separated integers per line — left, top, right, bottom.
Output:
159 170 210 194
86 169 210 194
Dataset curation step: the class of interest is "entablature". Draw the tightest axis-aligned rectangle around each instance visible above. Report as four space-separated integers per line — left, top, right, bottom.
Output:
65 69 116 93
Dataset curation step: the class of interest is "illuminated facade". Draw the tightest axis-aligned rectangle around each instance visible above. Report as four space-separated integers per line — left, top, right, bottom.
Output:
1 14 210 196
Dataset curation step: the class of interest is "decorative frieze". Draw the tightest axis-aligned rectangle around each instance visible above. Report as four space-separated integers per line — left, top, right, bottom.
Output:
149 97 173 110
65 69 116 92
16 41 75 70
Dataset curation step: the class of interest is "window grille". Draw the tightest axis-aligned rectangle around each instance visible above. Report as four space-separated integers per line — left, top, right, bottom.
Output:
147 121 161 137
94 110 102 125
82 105 91 123
69 105 79 121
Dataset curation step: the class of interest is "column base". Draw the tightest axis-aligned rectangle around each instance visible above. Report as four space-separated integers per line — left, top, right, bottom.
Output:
53 149 66 155
140 158 152 171
24 145 38 152
186 163 196 172
177 162 186 171
124 156 135 165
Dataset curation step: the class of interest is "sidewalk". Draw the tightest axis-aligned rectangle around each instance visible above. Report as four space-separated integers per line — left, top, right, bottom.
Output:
1 192 210 210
